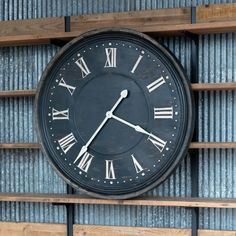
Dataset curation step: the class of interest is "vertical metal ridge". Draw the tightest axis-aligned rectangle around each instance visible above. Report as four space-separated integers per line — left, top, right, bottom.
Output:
198 32 236 230
0 149 67 222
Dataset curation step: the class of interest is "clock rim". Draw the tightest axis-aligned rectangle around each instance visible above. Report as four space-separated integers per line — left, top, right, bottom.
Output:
35 27 195 199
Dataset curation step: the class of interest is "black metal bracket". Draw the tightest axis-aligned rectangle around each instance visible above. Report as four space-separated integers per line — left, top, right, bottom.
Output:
66 185 75 236
189 6 199 236
50 16 71 47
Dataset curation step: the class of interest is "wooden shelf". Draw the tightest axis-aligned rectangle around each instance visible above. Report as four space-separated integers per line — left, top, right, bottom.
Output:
191 82 236 91
0 83 236 98
1 142 236 150
0 89 36 98
0 3 235 47
189 142 236 149
0 143 40 149
0 222 235 236
0 193 236 208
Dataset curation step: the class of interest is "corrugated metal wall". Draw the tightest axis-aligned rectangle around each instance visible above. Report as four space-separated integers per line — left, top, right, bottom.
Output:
0 0 235 230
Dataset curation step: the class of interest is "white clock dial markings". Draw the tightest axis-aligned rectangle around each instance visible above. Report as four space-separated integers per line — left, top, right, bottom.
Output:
75 56 91 78
52 108 69 120
76 152 94 173
105 160 116 179
58 132 77 154
104 48 117 68
154 107 173 119
147 135 166 152
147 76 166 93
131 154 143 173
131 55 143 73
58 78 76 95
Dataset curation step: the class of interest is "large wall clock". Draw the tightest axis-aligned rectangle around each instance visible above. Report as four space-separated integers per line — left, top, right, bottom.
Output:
36 28 194 199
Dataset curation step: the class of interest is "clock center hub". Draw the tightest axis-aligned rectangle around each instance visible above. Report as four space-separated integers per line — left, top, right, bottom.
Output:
74 72 149 155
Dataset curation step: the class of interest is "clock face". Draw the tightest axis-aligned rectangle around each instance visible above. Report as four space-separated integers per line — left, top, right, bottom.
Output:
36 29 194 199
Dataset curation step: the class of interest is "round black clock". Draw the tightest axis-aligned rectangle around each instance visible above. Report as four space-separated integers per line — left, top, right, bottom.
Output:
36 28 194 199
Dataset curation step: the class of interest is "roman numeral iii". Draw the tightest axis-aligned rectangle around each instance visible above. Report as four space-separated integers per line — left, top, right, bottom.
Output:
154 107 173 119
105 160 116 179
52 108 69 120
75 57 91 78
58 132 77 154
77 152 94 173
147 76 166 93
147 135 166 152
58 78 76 95
104 48 117 68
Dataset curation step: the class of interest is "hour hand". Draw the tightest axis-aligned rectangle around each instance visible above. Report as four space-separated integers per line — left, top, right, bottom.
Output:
107 113 149 135
108 113 166 152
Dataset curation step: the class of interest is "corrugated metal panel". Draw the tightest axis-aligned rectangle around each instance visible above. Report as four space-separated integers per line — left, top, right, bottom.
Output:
0 149 66 222
0 0 235 230
198 33 236 230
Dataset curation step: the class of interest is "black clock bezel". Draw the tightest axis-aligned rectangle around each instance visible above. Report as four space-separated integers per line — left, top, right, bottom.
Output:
36 28 194 199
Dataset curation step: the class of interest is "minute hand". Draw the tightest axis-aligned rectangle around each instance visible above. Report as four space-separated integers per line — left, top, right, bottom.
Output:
73 90 128 164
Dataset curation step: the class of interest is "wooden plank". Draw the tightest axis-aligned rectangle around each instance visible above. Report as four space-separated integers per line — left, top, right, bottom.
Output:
189 142 236 149
1 142 236 150
0 143 41 149
1 193 236 208
0 89 36 98
199 230 236 236
74 225 236 236
0 223 236 236
197 3 236 23
0 83 236 98
70 8 191 35
191 82 236 91
74 225 191 236
0 222 66 236
0 17 64 37
0 4 236 47
0 17 64 47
